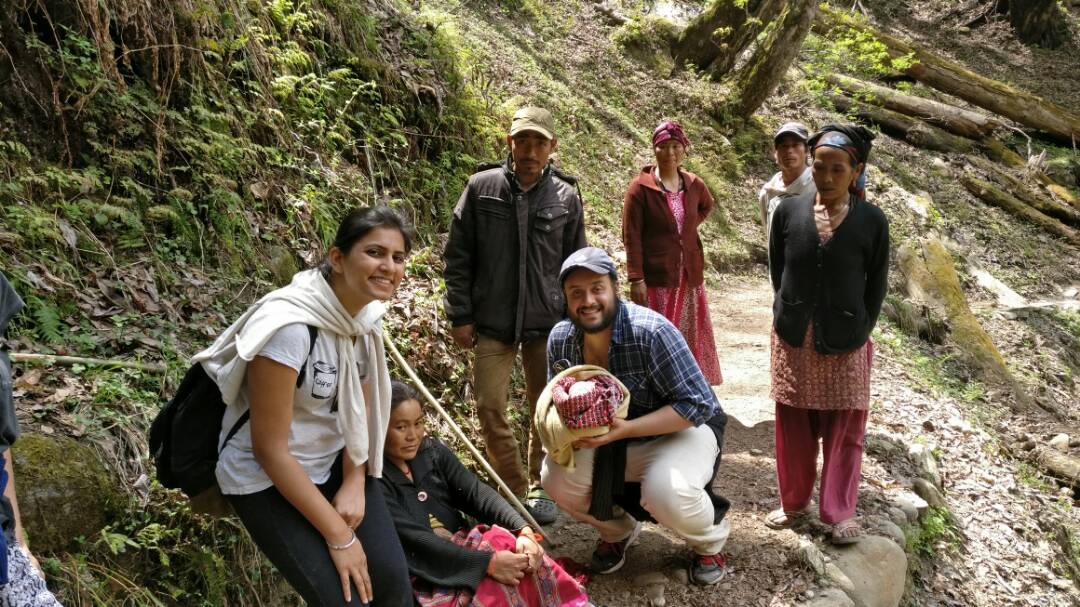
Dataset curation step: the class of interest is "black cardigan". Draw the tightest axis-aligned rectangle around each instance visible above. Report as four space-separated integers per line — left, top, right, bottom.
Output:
378 437 529 590
769 192 889 354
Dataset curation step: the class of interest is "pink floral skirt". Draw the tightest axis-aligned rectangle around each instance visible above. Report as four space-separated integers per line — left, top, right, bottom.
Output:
412 525 590 607
647 275 723 385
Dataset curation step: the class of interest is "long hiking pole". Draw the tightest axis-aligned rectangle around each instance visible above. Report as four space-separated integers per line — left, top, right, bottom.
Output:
381 333 555 545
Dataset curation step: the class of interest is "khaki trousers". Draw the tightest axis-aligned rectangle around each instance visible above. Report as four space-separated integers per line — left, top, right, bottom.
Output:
474 335 548 498
541 424 731 555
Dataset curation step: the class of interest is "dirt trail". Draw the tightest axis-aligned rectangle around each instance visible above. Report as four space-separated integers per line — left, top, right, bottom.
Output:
545 276 815 607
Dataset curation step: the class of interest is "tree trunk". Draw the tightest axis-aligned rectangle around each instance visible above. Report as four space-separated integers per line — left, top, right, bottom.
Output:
708 0 783 78
730 0 816 120
881 297 949 344
999 0 1068 49
673 0 762 72
816 6 1080 143
825 73 1002 139
828 94 977 154
959 173 1080 245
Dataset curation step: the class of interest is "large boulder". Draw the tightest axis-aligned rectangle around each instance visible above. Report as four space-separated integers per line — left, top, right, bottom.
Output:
825 536 908 607
10 433 123 553
802 588 856 607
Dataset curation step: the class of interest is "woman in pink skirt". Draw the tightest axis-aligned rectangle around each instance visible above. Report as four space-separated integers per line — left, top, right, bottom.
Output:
621 120 723 385
765 124 889 544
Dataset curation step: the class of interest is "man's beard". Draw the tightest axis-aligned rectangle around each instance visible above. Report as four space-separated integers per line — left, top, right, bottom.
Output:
570 297 618 334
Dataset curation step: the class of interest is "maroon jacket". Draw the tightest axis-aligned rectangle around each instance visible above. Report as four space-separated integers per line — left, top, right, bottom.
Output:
622 166 715 288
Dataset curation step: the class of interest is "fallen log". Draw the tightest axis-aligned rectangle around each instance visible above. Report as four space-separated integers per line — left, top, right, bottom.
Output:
825 73 1002 139
897 237 1036 411
978 138 1080 210
816 6 1080 143
1033 445 1080 485
959 173 1080 245
829 94 976 154
966 156 1080 227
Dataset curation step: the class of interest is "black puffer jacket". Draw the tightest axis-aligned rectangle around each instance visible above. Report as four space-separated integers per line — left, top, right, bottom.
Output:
443 159 587 344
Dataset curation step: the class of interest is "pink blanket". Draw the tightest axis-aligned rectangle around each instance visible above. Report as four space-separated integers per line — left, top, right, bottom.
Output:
413 525 590 607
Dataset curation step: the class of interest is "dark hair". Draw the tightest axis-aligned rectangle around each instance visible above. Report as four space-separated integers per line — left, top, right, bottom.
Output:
320 206 416 278
390 379 421 411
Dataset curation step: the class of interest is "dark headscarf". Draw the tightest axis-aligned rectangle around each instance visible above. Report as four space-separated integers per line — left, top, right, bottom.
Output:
652 120 690 148
808 124 875 199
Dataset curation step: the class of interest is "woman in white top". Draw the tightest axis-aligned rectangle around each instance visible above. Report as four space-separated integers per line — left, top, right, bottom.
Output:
196 206 414 606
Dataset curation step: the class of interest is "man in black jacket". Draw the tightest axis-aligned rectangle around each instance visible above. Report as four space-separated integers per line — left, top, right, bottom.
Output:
443 107 587 523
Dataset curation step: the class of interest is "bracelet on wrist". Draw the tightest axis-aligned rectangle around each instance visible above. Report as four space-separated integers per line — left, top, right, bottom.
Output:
486 554 497 576
327 530 357 551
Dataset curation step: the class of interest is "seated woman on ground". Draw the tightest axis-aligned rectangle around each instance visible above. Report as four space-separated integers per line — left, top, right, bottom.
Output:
379 380 590 607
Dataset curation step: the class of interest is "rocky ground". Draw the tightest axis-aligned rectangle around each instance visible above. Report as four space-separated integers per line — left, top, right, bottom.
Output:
542 276 1080 607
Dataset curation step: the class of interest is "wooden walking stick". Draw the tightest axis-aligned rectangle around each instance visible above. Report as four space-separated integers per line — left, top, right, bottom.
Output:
381 333 556 545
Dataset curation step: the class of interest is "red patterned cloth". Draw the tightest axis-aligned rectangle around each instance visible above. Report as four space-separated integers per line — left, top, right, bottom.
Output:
412 525 590 607
551 375 623 430
769 324 872 411
644 188 723 386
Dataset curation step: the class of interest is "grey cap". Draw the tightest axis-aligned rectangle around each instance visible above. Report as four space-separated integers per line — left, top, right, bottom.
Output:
559 247 617 285
774 122 809 143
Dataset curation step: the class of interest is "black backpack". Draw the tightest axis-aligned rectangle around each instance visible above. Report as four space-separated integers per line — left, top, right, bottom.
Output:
149 325 318 498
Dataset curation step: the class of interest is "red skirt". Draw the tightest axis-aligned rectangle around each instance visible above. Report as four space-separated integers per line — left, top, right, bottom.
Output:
647 274 723 385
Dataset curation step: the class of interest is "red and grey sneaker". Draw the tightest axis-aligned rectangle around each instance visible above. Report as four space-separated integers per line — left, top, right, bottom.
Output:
589 520 642 574
689 552 728 585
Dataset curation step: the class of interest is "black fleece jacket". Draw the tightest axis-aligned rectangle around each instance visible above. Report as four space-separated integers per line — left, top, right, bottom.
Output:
379 437 529 591
769 192 890 354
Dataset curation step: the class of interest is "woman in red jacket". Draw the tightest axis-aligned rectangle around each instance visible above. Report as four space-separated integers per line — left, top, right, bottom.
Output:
621 120 722 385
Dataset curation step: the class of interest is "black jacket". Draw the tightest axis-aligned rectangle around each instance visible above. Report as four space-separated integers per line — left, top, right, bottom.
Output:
769 192 889 354
443 159 587 344
379 437 529 590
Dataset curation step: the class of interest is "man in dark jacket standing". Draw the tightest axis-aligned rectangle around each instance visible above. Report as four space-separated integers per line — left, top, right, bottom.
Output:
443 107 587 524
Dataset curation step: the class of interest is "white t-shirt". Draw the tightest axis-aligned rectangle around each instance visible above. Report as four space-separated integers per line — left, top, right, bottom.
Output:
216 323 370 495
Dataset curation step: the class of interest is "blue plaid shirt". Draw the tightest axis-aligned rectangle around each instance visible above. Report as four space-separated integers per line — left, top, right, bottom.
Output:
547 300 721 426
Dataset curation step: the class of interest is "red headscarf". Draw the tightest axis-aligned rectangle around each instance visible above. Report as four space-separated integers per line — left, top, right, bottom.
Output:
652 120 690 148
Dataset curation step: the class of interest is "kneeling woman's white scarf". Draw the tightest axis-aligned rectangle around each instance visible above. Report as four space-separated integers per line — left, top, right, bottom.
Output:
193 269 391 477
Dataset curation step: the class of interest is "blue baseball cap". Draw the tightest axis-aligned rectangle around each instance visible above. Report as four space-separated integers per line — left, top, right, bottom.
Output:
558 247 617 285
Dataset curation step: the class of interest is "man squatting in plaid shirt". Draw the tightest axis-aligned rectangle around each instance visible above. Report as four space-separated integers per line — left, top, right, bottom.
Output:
541 247 732 586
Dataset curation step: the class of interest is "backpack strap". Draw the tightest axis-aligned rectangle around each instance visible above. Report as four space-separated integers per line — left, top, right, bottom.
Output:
219 325 320 454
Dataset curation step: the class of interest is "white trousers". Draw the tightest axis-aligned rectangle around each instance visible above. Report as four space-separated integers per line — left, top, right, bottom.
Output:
541 424 730 555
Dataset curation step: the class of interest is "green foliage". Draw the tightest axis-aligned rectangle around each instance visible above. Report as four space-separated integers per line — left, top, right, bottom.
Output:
611 15 681 50
1061 309 1080 342
905 507 962 559
801 12 917 106
2 0 487 282
873 325 987 404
